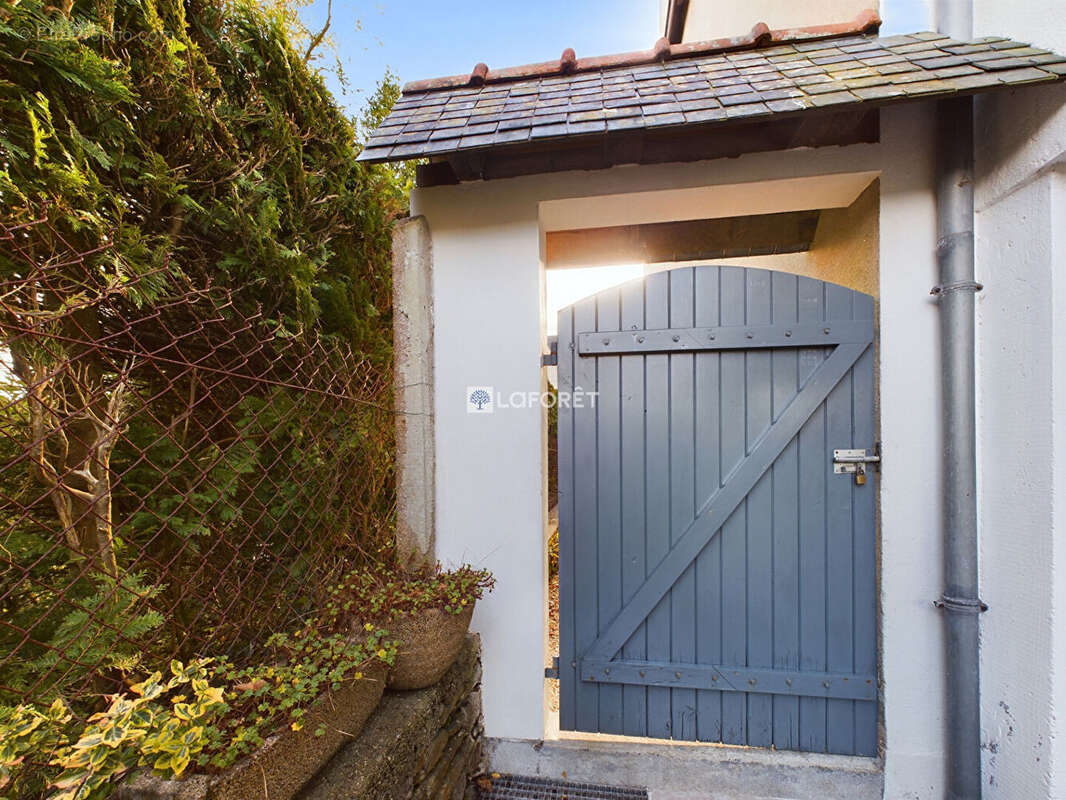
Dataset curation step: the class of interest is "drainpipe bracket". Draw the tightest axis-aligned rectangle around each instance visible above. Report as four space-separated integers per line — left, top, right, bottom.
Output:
934 594 989 613
930 280 983 297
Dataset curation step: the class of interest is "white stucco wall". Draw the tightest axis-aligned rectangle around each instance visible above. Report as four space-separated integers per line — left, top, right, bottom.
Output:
877 104 947 799
970 4 1066 797
411 105 951 798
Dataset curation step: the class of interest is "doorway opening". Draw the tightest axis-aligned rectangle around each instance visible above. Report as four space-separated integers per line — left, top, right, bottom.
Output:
541 181 880 748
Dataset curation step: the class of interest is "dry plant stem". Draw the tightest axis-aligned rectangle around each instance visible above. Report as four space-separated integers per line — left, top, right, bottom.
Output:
11 353 130 578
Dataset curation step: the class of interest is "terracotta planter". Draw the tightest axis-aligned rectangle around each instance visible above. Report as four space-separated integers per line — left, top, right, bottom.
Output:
119 662 387 800
385 605 475 691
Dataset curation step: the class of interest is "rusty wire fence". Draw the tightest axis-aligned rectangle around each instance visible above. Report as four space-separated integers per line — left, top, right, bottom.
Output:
0 216 395 709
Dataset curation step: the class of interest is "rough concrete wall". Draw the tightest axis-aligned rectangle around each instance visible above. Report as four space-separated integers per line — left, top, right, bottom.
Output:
970 5 1066 797
393 216 435 567
300 635 484 800
666 178 880 297
808 179 880 297
973 89 1066 800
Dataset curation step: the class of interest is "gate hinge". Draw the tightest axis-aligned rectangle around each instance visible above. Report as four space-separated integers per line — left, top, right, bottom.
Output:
544 656 559 679
541 336 558 367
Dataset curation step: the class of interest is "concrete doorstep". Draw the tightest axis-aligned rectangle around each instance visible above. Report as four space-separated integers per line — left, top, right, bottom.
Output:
484 737 883 800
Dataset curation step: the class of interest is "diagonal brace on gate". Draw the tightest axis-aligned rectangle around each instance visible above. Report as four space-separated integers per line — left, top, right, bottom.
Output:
584 338 873 664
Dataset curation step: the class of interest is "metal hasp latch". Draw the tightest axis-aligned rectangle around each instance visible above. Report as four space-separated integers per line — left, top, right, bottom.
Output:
833 444 881 485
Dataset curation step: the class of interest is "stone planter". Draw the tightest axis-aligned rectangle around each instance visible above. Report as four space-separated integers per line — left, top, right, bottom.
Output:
386 605 474 691
119 662 387 800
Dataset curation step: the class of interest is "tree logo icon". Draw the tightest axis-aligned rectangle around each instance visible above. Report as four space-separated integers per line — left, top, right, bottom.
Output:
467 386 493 414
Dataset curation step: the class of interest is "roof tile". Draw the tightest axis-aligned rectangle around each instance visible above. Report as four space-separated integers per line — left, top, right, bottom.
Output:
358 28 1066 164
725 101 772 118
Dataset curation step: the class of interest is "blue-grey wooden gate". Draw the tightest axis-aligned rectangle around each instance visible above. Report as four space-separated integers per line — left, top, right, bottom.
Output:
557 265 877 755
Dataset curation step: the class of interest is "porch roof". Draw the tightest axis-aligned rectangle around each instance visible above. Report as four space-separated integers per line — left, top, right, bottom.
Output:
357 10 1066 166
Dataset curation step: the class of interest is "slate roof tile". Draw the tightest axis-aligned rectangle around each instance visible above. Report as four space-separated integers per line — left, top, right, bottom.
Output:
606 116 647 131
358 27 1066 163
684 107 728 122
725 101 772 118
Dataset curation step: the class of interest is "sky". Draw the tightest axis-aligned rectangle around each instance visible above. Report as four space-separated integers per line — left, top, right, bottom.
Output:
299 0 658 114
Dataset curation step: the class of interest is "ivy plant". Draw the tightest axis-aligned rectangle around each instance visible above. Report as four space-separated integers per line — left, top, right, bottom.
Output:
0 627 395 799
327 563 495 625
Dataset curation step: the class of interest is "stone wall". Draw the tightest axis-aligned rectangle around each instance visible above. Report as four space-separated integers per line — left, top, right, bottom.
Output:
299 634 484 800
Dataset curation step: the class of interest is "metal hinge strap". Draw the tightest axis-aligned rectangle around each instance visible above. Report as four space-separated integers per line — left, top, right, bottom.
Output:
544 656 559 679
541 336 558 367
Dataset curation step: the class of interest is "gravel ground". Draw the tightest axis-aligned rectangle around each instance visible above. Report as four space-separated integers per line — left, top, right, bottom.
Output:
546 573 559 713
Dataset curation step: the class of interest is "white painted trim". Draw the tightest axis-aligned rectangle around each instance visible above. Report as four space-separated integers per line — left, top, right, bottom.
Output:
539 171 881 231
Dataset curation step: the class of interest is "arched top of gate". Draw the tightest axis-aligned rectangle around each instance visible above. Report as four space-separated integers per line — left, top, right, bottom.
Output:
558 265 873 321
556 266 873 357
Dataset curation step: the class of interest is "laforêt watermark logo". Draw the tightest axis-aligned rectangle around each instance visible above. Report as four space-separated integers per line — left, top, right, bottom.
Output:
466 385 597 414
467 387 494 414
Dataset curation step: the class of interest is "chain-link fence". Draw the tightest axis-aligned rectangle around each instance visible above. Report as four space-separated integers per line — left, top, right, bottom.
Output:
0 216 395 709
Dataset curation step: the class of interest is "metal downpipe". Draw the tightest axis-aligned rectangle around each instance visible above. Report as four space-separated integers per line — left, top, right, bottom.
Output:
934 93 985 800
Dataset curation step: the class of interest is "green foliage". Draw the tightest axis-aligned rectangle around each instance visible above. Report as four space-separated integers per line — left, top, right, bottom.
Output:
329 564 496 624
0 626 395 798
47 660 226 799
0 699 73 797
0 0 404 721
18 574 166 699
0 4 407 795
205 626 395 768
1 0 408 350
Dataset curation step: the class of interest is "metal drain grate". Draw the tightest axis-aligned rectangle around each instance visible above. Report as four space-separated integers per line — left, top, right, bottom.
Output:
476 773 648 800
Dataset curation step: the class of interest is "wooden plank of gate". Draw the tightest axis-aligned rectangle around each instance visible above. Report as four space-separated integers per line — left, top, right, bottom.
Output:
584 337 870 667
669 268 698 742
619 276 648 738
745 268 775 748
771 271 801 751
719 266 748 745
643 270 673 740
596 287 624 735
798 276 829 753
826 283 857 755
579 660 877 701
853 291 878 757
694 266 723 743
574 295 600 731
558 305 576 731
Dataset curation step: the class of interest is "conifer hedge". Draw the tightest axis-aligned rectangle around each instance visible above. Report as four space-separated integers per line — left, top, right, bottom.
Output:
1 0 406 353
